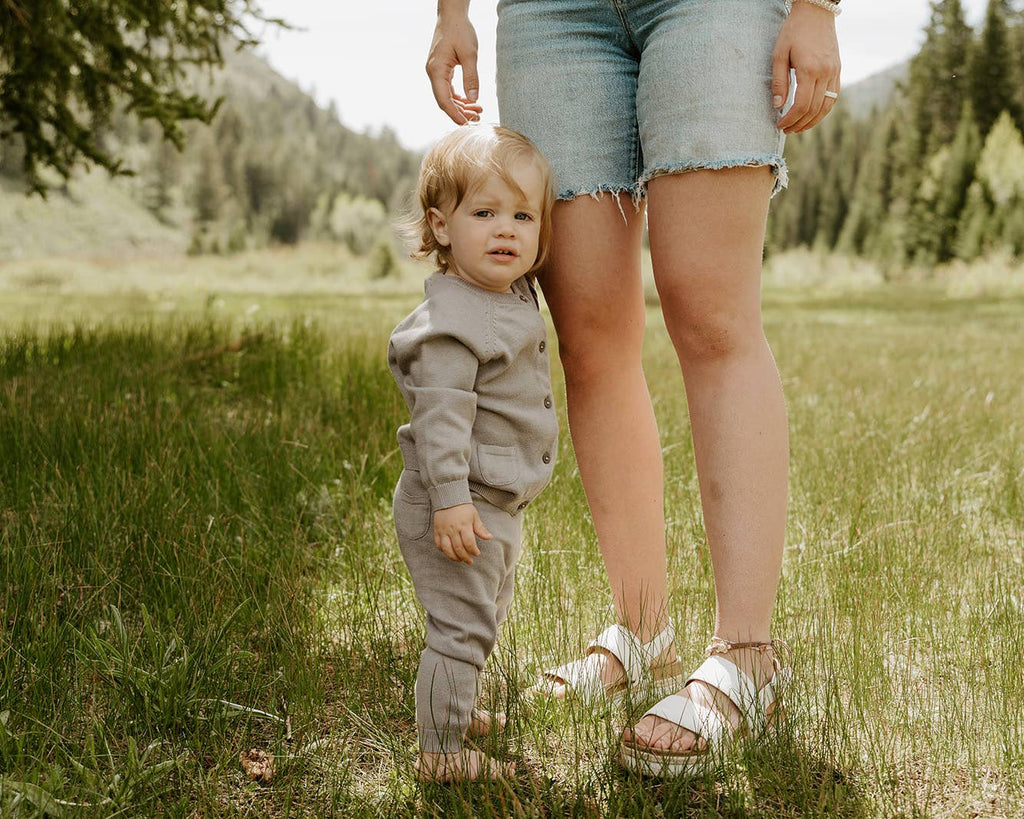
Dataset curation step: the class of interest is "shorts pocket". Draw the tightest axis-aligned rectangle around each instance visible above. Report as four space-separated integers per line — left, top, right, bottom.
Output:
394 473 432 541
476 444 520 487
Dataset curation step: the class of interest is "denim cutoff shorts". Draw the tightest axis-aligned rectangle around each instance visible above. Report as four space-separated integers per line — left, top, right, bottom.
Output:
496 0 791 203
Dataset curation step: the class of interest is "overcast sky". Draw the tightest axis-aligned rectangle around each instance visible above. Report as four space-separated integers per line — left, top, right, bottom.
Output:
254 0 987 152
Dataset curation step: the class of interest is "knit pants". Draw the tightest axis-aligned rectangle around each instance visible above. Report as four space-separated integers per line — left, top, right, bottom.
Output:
393 468 522 753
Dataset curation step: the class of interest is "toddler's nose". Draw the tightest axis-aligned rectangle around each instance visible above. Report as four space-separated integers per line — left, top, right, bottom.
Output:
495 218 516 237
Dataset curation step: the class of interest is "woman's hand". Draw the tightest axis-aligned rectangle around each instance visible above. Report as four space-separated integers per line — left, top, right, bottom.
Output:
772 1 841 134
426 2 485 125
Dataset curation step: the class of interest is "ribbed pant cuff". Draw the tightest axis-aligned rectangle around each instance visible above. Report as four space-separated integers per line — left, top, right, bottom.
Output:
418 728 467 754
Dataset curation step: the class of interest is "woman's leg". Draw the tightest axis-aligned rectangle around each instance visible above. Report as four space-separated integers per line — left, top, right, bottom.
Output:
540 193 671 692
624 166 787 751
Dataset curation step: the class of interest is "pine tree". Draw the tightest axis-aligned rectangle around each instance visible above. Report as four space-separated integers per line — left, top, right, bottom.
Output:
954 111 1024 258
192 136 227 226
837 111 899 257
906 0 973 153
975 110 1024 207
936 103 982 259
0 0 280 195
955 181 993 259
968 0 1019 136
813 111 853 249
143 138 181 221
1012 7 1024 134
909 103 982 263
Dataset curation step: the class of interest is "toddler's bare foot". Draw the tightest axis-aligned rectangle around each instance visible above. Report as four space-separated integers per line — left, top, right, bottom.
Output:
467 708 506 737
415 747 515 783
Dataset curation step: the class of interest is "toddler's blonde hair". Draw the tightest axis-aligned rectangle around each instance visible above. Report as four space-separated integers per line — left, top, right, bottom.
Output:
409 124 555 275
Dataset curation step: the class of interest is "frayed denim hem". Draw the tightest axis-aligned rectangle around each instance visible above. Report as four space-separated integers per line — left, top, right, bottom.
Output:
556 184 645 221
639 154 790 198
556 154 789 222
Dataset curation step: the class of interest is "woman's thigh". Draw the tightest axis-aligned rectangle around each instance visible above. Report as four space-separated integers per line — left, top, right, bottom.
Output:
538 194 647 371
646 166 774 356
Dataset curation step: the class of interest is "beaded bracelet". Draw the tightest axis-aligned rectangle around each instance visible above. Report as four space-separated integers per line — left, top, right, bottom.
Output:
792 0 841 15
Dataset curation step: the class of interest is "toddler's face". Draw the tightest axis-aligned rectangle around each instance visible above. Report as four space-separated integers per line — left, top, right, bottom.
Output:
429 158 546 293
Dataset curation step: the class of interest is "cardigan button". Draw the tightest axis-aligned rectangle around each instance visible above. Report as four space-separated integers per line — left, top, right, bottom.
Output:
544 396 552 409
542 452 551 464
539 340 547 352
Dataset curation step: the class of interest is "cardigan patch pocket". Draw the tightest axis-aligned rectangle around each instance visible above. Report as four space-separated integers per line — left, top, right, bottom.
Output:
476 444 520 487
394 471 432 541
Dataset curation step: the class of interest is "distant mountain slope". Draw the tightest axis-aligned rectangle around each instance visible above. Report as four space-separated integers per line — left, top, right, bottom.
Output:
0 172 187 260
0 43 420 262
842 62 908 120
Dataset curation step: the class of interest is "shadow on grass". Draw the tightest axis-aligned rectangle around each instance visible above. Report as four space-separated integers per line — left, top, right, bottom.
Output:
405 718 864 818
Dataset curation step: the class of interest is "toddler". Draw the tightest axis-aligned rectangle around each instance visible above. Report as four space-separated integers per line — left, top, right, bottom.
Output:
388 124 558 782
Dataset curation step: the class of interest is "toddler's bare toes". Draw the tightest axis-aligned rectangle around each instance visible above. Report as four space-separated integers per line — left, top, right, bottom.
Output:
467 708 507 737
416 749 514 783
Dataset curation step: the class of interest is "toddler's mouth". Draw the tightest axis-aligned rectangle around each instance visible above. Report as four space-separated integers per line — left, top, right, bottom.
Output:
489 248 517 257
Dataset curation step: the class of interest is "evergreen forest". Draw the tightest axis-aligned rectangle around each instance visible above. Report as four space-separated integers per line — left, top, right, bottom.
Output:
3 0 1024 274
769 0 1024 270
0 43 422 262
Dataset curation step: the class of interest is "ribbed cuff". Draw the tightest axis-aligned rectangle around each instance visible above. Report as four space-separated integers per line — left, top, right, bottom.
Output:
429 480 472 510
419 728 467 754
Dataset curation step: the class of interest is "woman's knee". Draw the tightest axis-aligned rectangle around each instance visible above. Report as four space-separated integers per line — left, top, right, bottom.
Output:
540 194 648 386
554 311 647 387
658 284 763 366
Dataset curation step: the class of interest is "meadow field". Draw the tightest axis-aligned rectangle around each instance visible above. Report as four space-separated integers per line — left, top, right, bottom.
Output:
1 247 1022 817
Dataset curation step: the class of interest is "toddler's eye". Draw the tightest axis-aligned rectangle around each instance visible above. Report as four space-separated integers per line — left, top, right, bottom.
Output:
515 212 534 221
473 209 492 218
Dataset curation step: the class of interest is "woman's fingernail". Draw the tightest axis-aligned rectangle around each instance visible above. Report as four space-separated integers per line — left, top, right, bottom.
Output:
773 95 783 108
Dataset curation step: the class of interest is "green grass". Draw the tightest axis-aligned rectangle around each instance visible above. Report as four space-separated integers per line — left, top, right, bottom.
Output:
1 249 1022 816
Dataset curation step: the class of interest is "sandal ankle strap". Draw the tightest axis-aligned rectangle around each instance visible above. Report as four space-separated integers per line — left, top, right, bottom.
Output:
706 636 793 672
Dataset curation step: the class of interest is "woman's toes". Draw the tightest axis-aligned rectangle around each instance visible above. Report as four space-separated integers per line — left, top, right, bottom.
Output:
543 680 567 700
625 715 701 753
529 678 567 701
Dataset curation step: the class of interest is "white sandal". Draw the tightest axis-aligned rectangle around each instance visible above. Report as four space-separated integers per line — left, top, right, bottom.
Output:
619 637 792 778
530 620 682 705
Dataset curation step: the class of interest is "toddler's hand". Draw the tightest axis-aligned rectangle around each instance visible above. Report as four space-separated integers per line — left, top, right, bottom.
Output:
433 503 492 564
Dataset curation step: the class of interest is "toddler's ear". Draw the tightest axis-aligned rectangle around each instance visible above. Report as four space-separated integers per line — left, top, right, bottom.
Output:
427 208 451 247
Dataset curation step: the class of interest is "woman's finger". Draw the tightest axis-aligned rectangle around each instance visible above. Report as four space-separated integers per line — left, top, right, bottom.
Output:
805 76 841 130
452 100 482 122
777 74 815 133
428 69 470 125
425 16 481 125
770 52 791 112
790 77 826 133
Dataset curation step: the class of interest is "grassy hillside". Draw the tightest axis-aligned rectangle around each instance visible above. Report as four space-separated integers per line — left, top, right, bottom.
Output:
0 172 187 261
0 43 420 262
